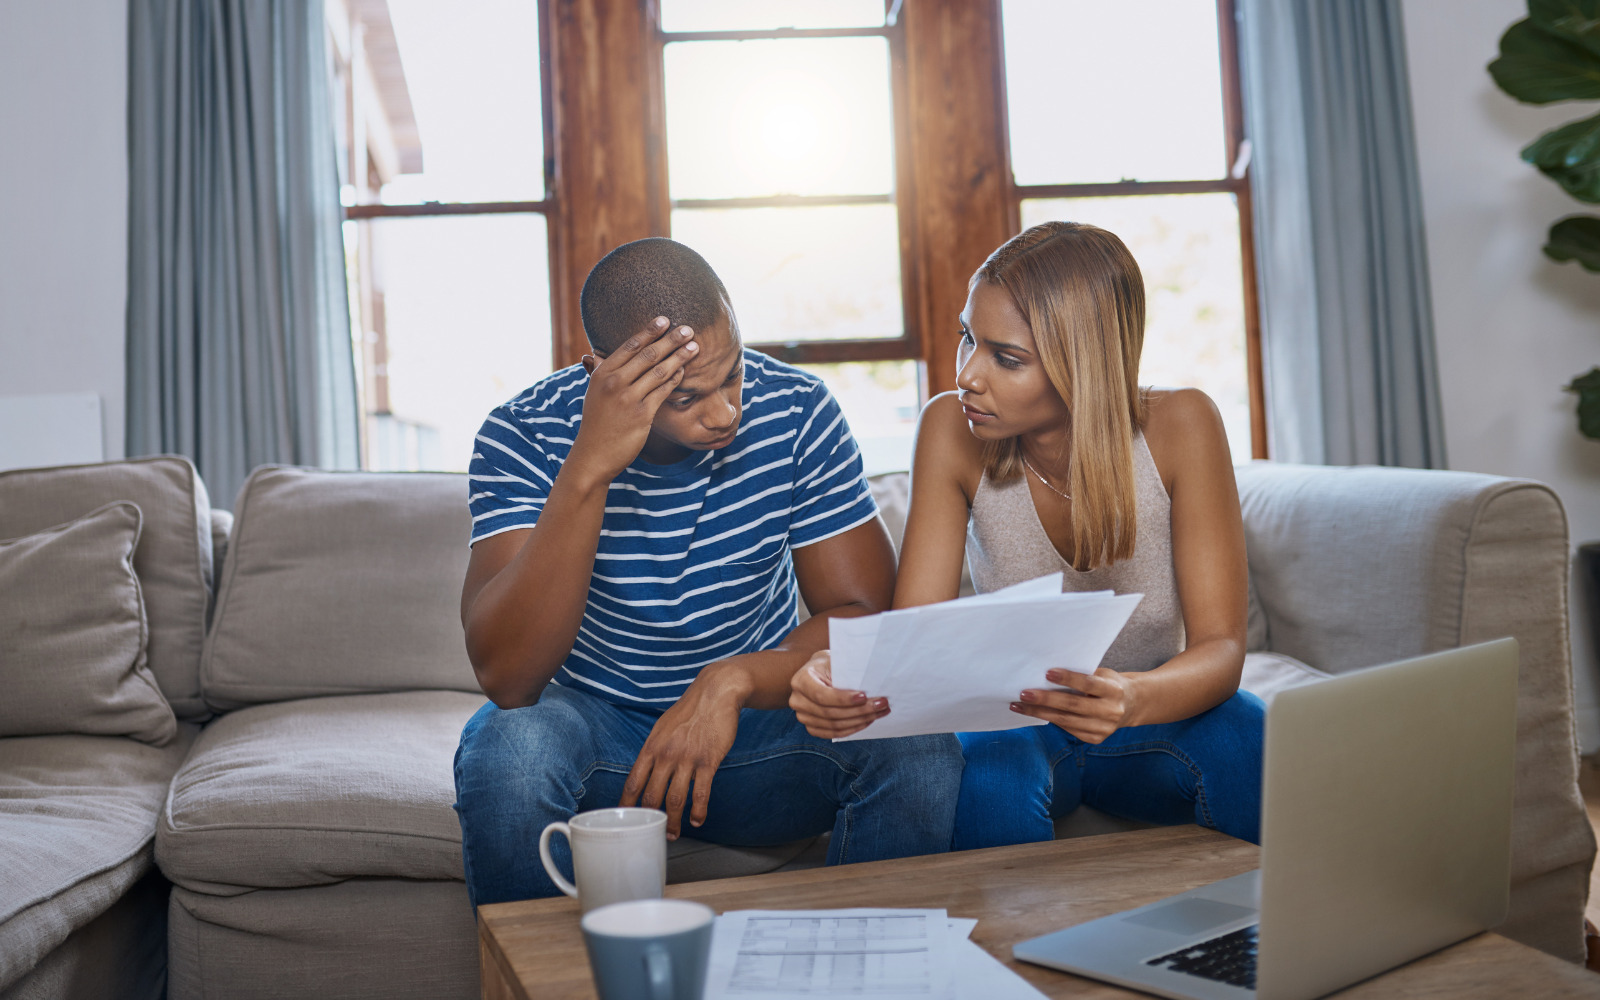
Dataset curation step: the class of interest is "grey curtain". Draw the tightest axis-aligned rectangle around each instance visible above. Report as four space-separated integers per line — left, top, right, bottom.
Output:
1239 0 1446 468
127 0 359 506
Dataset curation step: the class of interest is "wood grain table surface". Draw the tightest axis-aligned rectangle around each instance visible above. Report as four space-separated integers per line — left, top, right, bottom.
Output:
477 825 1600 999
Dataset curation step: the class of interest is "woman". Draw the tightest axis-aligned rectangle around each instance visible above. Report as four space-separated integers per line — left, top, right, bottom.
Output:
790 221 1264 847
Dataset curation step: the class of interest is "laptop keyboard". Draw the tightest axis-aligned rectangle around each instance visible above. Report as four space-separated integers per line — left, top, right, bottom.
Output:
1145 924 1258 990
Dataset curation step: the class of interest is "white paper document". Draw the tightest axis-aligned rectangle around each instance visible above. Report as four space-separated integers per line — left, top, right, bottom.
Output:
827 573 1142 741
704 909 1047 1000
705 908 950 1000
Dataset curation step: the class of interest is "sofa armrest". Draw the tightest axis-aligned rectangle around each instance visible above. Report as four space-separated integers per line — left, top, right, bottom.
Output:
1236 461 1593 961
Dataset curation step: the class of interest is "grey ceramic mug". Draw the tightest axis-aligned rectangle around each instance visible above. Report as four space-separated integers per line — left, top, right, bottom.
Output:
580 899 715 1000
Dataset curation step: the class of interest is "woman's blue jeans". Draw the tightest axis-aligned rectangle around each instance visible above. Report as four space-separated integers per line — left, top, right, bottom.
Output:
953 689 1265 849
454 684 964 907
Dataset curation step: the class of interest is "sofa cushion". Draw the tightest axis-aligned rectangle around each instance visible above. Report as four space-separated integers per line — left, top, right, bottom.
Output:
1239 650 1327 705
0 503 176 745
0 727 197 992
157 691 484 893
0 457 212 720
200 467 478 710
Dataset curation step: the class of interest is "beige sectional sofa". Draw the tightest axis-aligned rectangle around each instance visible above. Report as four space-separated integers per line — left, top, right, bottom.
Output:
0 456 1592 1000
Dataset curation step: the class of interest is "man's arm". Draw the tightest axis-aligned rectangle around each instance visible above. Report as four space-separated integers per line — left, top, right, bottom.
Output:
461 320 700 708
619 516 896 837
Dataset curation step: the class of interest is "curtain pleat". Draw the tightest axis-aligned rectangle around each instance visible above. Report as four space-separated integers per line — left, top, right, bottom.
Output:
127 0 358 507
1239 0 1445 469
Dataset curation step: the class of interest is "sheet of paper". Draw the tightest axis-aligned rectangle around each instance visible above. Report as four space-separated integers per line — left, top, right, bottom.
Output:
945 916 1048 998
705 908 952 1000
827 614 882 692
836 586 1142 741
951 938 1050 999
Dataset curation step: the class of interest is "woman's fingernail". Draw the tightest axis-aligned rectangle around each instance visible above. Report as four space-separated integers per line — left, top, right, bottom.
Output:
1046 669 1063 682
1010 703 1024 713
853 691 868 703
1019 690 1036 702
873 698 887 710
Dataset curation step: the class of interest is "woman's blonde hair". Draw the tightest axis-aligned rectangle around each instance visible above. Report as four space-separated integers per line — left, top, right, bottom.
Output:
976 221 1147 571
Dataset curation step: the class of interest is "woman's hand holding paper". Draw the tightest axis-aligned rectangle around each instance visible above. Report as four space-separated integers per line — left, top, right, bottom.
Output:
1012 667 1138 744
790 650 890 739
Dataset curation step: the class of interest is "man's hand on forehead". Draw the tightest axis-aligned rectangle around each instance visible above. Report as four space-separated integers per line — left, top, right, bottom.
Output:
569 316 699 480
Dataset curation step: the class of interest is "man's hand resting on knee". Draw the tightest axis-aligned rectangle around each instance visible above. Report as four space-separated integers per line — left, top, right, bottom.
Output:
619 515 901 839
620 664 747 839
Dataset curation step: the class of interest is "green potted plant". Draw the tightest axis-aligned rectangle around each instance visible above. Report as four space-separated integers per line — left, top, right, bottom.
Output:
1490 0 1600 436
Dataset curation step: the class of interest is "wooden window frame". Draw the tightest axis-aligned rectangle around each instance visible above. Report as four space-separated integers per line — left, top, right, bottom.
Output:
344 0 1266 460
994 0 1267 458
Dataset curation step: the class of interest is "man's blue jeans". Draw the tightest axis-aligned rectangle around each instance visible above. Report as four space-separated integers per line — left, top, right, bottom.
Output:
454 684 965 907
953 689 1265 849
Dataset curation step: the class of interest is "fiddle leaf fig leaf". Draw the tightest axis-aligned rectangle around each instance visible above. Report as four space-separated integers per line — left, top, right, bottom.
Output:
1544 215 1600 269
1531 0 1600 59
1523 112 1600 200
1566 367 1600 439
1490 18 1600 102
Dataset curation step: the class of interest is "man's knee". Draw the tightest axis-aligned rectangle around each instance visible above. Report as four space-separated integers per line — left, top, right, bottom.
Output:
456 689 596 799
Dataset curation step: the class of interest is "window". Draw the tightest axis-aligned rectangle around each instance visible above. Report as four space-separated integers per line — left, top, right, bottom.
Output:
654 2 921 472
331 0 1265 472
1000 0 1263 460
328 0 554 472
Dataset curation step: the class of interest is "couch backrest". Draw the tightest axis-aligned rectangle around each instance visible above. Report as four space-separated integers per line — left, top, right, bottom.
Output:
200 466 479 711
0 456 214 720
1234 461 1568 675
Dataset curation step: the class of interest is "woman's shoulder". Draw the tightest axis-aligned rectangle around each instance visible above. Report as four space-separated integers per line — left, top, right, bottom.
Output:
1139 387 1232 493
916 392 985 495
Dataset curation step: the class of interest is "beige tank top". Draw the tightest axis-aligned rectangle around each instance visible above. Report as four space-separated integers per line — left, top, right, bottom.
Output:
964 431 1184 673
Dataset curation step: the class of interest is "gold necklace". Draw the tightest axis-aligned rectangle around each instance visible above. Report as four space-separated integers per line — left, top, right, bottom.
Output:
1020 451 1071 500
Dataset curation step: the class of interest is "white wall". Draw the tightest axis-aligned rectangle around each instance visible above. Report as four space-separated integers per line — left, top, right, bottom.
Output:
1403 0 1600 750
0 0 129 461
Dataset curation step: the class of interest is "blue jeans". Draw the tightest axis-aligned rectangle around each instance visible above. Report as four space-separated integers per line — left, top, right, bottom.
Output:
953 690 1265 849
453 684 965 907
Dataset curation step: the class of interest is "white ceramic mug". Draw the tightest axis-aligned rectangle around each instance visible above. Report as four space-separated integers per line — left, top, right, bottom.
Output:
539 807 668 913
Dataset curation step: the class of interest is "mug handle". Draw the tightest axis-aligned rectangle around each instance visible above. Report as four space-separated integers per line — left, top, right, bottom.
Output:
643 943 674 1000
537 822 579 899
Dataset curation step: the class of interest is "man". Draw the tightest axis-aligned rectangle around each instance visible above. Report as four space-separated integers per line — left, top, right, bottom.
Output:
453 238 962 907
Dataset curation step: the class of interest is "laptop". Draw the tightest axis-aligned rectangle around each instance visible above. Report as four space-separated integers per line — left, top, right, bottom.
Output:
1012 638 1518 1000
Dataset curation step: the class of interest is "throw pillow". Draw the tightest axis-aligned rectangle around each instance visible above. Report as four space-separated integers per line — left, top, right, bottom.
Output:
0 501 177 745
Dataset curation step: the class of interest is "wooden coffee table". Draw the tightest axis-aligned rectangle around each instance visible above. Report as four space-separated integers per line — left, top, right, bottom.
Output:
478 825 1598 999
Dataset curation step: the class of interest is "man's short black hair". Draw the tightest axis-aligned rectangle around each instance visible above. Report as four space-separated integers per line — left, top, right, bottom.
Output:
579 238 733 353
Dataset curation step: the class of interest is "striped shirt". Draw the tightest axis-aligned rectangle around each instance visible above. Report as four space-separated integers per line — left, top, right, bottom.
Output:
467 350 879 709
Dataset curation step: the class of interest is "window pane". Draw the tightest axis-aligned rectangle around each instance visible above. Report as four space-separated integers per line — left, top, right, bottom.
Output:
664 38 894 200
673 205 903 342
1019 195 1251 460
1002 1 1227 185
347 0 543 205
660 0 884 32
350 215 552 472
797 361 920 475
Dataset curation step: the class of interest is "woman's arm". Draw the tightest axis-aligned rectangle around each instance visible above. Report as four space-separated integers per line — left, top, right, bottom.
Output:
1012 388 1248 741
894 392 983 608
788 392 981 737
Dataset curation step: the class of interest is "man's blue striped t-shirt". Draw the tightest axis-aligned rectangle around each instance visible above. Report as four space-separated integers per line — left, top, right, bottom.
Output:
467 350 879 710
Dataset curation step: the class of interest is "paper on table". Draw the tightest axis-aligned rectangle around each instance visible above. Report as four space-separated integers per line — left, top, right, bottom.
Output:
951 938 1049 999
705 908 953 1000
946 916 1048 998
829 576 1141 741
